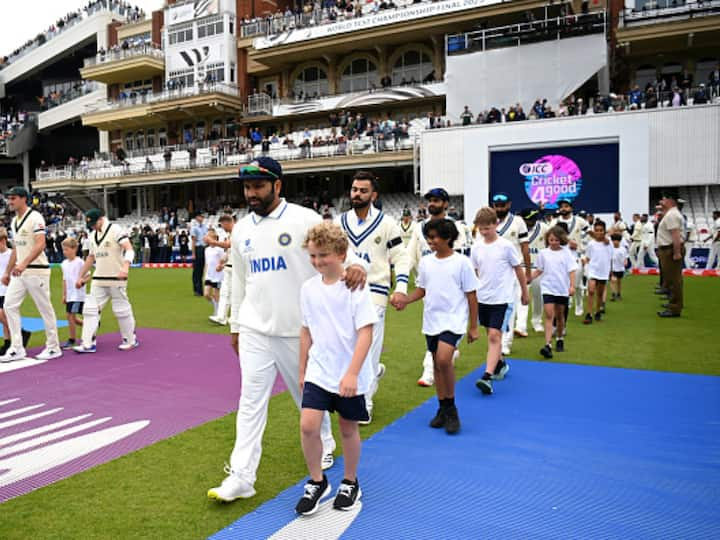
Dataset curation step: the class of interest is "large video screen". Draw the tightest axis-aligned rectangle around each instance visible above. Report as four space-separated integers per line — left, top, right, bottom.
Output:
489 142 619 212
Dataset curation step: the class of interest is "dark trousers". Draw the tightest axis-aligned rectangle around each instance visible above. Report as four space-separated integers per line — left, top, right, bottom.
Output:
658 246 684 314
192 247 205 295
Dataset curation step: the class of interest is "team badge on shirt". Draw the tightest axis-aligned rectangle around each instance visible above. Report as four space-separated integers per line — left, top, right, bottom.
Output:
278 233 292 246
374 236 382 244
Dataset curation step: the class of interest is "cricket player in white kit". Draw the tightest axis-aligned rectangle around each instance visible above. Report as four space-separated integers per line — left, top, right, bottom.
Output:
408 187 470 386
0 187 62 362
208 214 234 325
707 210 720 269
519 208 548 334
490 193 531 355
638 214 659 268
208 157 368 503
552 199 590 317
338 170 410 422
73 209 138 353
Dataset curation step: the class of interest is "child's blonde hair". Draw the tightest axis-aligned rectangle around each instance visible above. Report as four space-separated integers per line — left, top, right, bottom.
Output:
303 222 348 255
473 207 497 227
206 229 218 240
0 227 8 241
62 237 79 249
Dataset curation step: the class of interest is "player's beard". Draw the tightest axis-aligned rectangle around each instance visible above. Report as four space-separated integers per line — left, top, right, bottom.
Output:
558 209 571 217
427 204 445 217
495 208 509 219
248 191 276 216
351 198 371 210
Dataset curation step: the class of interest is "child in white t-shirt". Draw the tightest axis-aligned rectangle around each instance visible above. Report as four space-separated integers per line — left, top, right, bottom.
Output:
470 207 529 396
203 230 224 316
296 222 378 516
0 228 14 355
610 233 628 301
60 238 87 350
532 225 577 358
394 219 478 434
583 220 613 323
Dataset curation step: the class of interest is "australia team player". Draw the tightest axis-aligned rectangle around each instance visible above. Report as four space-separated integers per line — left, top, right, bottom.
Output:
208 157 368 503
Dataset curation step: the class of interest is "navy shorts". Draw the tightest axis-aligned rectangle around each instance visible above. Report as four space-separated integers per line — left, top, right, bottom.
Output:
0 296 4 309
612 271 624 280
425 331 463 353
478 303 508 331
204 280 219 289
302 381 369 422
590 278 607 285
543 294 569 306
66 301 84 314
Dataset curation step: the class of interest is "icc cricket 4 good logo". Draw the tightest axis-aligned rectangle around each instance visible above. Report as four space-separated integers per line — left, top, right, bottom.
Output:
521 155 583 210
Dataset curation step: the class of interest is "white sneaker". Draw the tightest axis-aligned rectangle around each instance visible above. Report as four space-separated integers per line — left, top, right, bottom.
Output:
208 315 227 325
35 347 63 361
0 347 26 363
417 367 434 387
502 345 511 356
376 363 386 380
321 452 334 470
207 467 256 502
118 337 139 351
532 325 543 333
359 398 373 426
452 350 460 366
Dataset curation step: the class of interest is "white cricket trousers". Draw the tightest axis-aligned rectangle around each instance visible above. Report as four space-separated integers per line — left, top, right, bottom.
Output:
215 267 232 321
638 242 659 267
230 330 335 487
573 259 585 316
4 273 59 350
517 277 543 333
81 283 136 347
366 304 386 404
501 281 521 351
629 241 642 268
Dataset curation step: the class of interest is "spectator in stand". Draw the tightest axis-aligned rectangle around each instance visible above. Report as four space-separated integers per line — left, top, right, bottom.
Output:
645 87 658 109
163 147 172 170
710 64 720 98
460 105 474 126
693 84 709 105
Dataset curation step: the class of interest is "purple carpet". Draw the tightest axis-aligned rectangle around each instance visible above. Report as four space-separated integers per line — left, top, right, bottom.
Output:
0 328 287 502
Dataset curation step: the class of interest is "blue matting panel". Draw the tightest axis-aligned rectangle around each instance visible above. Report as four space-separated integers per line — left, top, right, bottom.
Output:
21 317 69 332
212 360 720 539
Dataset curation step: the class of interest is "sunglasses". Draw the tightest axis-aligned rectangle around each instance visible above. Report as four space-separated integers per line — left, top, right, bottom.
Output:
240 165 279 179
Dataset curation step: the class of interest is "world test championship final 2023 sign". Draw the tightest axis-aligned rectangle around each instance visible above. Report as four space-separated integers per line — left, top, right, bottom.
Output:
522 155 582 210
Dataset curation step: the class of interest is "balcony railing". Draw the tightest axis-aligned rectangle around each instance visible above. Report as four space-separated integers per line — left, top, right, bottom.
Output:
41 81 99 111
86 82 241 113
83 45 163 68
621 0 720 26
35 136 416 182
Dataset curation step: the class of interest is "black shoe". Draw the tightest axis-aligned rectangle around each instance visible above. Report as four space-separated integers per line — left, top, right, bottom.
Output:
654 288 669 295
429 408 447 429
583 314 593 325
661 303 670 309
657 310 680 318
295 475 330 515
21 329 31 348
475 377 493 395
540 344 553 359
610 293 617 302
444 407 460 435
556 339 565 353
594 312 602 322
600 303 606 314
0 340 9 356
333 479 361 511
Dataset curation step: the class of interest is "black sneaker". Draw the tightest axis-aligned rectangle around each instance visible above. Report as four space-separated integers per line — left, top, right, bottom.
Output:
583 314 593 325
333 479 361 511
429 408 447 429
556 339 565 353
0 340 9 357
610 293 617 302
295 476 330 516
475 377 493 395
540 344 553 359
444 407 460 435
600 303 606 314
594 312 602 322
22 329 32 348
491 359 510 380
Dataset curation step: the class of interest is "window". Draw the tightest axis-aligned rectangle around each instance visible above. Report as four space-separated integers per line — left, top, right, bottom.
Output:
135 131 145 150
196 121 206 141
392 50 433 85
198 16 224 39
147 129 156 149
294 66 329 99
159 129 167 148
168 24 193 45
168 69 194 88
230 64 235 83
125 133 134 151
229 21 234 34
203 62 225 83
225 118 237 138
341 58 378 93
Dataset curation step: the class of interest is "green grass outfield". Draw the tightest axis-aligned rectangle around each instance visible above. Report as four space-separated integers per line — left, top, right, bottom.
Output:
1 270 719 539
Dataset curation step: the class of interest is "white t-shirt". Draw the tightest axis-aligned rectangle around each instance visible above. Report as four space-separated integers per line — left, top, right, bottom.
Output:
536 247 578 297
416 252 478 336
61 257 87 302
300 275 378 395
585 239 613 280
204 246 225 283
470 236 521 304
611 245 628 272
0 249 11 296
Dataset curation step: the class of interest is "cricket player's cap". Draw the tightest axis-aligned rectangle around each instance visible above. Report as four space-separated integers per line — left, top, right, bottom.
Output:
557 198 573 207
520 207 540 220
578 210 588 217
85 208 105 228
402 208 412 217
424 187 449 202
238 157 282 182
491 192 511 204
5 186 29 199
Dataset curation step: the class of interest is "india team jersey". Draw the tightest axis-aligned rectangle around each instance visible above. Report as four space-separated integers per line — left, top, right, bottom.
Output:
642 222 656 244
338 207 410 307
552 214 589 255
11 208 49 275
407 217 470 273
527 221 548 267
90 223 130 287
496 213 529 256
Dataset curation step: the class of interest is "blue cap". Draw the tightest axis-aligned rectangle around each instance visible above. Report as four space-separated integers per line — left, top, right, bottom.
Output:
491 192 511 204
238 157 282 181
424 187 449 202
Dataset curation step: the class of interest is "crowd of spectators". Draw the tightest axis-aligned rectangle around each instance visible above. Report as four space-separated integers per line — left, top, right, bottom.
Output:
37 81 97 111
0 111 31 154
0 1 145 70
94 37 158 65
